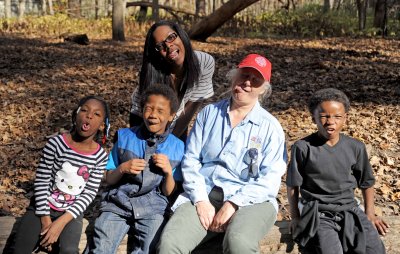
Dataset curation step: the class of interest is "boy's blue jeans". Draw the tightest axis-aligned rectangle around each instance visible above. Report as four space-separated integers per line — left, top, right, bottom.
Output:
90 211 165 254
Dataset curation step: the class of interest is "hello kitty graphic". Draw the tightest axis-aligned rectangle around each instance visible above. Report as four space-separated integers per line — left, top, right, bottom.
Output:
49 162 90 211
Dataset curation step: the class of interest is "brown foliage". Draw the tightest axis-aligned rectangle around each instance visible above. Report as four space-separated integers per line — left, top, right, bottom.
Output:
0 35 399 218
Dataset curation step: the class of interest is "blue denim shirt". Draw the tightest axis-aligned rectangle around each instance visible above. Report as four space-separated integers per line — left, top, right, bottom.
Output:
175 99 287 212
101 126 184 218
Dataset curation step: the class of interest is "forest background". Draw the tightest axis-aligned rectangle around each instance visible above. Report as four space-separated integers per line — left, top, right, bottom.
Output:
0 0 399 222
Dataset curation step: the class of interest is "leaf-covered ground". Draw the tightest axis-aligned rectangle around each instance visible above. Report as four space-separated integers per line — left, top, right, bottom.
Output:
0 34 399 219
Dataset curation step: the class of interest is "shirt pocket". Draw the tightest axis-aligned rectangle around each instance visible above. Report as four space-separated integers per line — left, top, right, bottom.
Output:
223 147 248 179
226 147 263 182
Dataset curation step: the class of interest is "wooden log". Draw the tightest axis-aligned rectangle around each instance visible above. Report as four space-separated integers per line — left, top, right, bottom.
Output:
1 216 399 254
62 34 90 45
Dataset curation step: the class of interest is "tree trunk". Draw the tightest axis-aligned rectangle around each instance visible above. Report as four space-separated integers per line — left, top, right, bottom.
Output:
189 0 260 41
68 0 81 17
323 0 335 12
152 0 159 21
356 0 368 30
107 0 112 16
18 0 26 21
196 0 206 16
49 0 54 15
290 0 296 10
334 0 341 10
373 0 387 34
95 0 99 19
137 5 148 22
112 0 125 41
41 0 47 15
5 0 12 18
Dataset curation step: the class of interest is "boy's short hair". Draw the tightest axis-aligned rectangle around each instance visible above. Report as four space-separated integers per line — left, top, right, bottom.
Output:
308 88 350 114
140 84 179 114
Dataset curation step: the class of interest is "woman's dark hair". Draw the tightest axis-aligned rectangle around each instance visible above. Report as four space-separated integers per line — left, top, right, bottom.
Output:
71 95 111 145
139 20 200 102
308 88 350 114
140 83 179 114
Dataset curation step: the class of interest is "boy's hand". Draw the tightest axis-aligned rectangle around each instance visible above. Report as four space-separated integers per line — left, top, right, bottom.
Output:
152 154 172 176
368 215 390 236
120 159 146 175
289 217 301 235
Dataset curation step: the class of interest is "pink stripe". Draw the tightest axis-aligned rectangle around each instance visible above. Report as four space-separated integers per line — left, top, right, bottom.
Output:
49 202 65 212
62 134 100 155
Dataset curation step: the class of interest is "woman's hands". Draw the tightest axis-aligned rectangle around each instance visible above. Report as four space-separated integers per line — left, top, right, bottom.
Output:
209 201 238 232
195 200 238 232
195 201 216 230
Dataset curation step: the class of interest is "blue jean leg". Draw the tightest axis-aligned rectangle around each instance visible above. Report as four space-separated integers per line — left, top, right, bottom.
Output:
90 211 131 254
130 214 166 254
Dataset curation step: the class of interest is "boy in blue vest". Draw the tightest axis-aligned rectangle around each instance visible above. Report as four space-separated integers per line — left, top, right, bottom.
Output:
287 88 389 254
90 84 184 254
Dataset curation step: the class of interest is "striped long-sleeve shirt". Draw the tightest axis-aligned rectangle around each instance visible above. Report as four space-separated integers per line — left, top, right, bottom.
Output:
34 134 108 218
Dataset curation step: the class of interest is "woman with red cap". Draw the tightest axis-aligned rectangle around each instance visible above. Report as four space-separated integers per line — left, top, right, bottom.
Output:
157 54 287 254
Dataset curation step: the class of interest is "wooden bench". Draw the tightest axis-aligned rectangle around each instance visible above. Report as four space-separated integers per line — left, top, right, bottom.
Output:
2 216 398 254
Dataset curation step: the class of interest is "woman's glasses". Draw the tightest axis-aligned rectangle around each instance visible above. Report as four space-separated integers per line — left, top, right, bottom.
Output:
155 32 178 52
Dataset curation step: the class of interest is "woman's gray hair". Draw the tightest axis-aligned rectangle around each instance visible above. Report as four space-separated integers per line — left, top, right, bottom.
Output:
226 68 272 100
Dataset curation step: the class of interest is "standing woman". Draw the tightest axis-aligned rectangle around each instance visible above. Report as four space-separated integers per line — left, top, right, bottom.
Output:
130 20 215 140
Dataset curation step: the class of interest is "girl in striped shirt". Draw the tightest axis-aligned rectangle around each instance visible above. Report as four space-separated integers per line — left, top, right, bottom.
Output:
14 96 110 254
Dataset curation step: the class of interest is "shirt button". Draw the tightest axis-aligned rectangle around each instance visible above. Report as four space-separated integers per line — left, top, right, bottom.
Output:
136 213 139 216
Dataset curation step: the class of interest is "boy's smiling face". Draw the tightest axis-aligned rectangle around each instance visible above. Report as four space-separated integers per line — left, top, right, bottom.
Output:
143 94 174 135
313 100 347 145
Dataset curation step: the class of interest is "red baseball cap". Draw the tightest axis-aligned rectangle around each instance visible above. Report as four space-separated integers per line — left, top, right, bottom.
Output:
238 54 272 82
